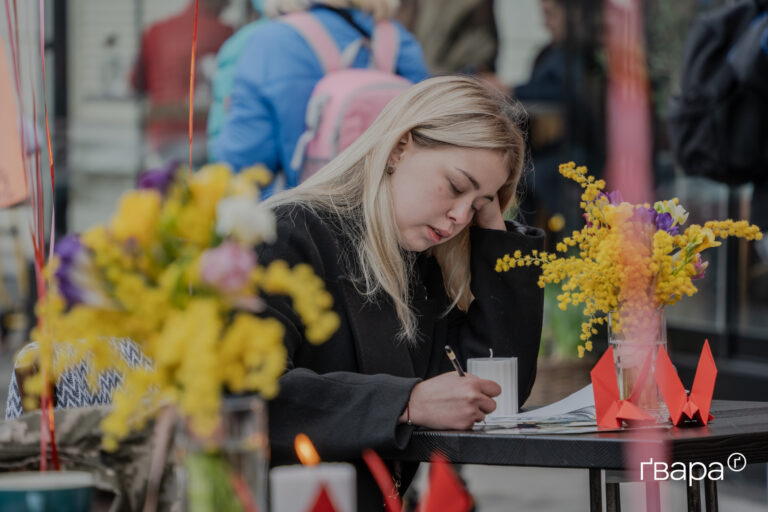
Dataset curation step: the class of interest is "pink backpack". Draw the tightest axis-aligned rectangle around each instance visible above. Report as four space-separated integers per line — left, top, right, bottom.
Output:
282 12 413 182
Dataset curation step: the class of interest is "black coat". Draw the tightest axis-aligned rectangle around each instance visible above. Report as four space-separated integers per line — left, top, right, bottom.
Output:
258 205 545 510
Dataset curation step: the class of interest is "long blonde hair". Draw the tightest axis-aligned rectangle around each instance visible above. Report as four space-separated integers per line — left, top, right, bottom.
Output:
264 0 400 20
264 76 527 341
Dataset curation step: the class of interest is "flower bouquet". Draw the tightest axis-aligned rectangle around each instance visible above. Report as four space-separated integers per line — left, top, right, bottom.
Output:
18 162 340 509
497 162 762 355
496 162 762 414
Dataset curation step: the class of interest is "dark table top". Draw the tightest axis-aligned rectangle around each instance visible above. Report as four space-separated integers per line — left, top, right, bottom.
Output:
394 400 768 470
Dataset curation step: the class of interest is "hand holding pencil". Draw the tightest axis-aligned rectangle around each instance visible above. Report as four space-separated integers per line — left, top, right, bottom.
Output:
400 346 501 430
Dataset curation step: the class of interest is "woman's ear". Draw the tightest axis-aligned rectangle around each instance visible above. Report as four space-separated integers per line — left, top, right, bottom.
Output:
388 131 413 167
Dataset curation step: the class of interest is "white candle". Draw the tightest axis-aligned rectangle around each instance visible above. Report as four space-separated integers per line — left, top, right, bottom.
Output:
467 357 518 418
270 463 356 512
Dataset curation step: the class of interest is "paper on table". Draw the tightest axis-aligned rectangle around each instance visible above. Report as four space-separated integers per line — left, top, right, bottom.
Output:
480 384 596 426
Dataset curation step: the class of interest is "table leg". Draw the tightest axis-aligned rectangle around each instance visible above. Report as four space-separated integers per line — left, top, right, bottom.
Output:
704 478 718 512
590 468 603 512
687 477 702 512
606 482 621 512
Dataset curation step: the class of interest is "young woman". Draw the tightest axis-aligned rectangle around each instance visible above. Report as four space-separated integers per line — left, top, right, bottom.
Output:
259 75 545 509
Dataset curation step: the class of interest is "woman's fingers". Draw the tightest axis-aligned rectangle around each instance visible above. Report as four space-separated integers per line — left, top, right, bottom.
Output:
476 378 502 397
477 395 497 415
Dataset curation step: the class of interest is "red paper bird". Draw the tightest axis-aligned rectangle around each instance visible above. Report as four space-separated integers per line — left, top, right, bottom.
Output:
591 346 656 428
418 452 473 512
363 449 473 512
654 339 717 426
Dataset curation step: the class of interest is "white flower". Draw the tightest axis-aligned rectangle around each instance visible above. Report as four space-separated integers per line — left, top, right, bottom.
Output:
216 195 276 246
671 204 689 226
653 200 689 226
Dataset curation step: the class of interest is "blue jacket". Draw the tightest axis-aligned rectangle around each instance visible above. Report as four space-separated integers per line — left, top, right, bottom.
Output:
207 19 267 156
210 7 428 190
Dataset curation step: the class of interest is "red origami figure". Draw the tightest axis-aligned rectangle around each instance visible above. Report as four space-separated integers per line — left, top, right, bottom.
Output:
591 346 656 428
418 453 474 512
363 449 473 512
654 339 717 426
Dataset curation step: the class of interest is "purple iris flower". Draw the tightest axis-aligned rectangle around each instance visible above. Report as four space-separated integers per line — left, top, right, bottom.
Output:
137 159 180 195
655 212 680 235
54 234 86 308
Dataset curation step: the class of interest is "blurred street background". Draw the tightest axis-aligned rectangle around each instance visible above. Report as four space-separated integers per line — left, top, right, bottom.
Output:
2 1 768 508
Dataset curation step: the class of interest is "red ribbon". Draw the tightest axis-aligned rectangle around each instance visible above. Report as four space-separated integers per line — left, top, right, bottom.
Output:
4 0 60 471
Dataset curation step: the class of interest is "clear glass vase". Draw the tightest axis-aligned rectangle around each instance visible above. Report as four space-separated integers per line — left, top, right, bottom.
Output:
608 310 670 423
174 395 269 512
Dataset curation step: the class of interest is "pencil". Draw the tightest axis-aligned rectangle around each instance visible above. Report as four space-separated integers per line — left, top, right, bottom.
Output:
444 345 465 376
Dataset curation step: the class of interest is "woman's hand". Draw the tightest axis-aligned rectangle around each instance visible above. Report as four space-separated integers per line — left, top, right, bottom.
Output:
474 195 506 231
401 372 501 430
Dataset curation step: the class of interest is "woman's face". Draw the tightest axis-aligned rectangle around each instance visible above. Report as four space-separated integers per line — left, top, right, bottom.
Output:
389 141 509 252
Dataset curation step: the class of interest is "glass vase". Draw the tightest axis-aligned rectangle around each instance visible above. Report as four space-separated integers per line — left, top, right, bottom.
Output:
608 310 669 423
174 395 269 512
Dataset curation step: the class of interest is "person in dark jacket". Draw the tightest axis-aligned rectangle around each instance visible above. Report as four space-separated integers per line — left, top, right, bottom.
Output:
259 75 545 510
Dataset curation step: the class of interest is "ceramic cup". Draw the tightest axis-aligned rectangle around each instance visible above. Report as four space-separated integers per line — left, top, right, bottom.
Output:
0 471 93 512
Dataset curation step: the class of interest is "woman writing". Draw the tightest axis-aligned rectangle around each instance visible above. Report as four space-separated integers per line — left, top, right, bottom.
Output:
259 75 545 509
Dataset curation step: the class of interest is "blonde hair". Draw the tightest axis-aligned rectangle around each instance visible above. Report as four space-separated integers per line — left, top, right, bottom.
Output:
264 0 400 20
265 76 527 342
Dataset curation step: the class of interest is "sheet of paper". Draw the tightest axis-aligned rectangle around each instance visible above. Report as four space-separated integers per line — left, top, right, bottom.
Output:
475 424 604 435
481 384 596 427
0 38 29 208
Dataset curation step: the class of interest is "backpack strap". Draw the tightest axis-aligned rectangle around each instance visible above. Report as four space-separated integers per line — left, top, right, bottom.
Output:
371 20 399 73
281 12 343 73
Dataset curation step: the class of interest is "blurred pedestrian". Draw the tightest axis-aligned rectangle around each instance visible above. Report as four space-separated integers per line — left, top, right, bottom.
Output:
211 0 428 194
131 0 233 166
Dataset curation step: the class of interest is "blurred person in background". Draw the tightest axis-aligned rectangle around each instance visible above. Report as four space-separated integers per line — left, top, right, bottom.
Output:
131 0 233 166
512 0 571 235
207 0 269 156
211 0 428 195
482 0 600 246
396 0 498 75
513 0 568 102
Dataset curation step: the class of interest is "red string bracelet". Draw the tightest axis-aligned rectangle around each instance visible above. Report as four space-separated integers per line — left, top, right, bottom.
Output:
406 403 413 426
